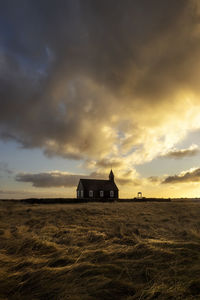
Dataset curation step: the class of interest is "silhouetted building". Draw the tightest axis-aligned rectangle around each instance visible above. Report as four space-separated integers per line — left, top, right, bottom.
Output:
76 170 119 199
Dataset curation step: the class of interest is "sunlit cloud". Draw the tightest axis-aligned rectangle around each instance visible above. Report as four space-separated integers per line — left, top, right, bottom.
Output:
162 167 200 184
161 144 200 159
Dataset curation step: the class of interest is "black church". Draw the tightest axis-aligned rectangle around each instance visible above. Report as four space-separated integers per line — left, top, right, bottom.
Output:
76 170 119 199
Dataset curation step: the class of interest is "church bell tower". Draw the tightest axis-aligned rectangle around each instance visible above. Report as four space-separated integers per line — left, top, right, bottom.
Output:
109 169 114 182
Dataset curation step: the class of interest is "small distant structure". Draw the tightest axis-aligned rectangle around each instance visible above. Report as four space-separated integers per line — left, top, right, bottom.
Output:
137 192 143 199
76 170 119 199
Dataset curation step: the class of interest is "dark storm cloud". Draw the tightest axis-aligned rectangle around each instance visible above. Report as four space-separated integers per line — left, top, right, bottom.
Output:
15 171 111 188
1 0 200 160
162 168 200 184
16 172 82 188
161 145 200 159
15 170 134 187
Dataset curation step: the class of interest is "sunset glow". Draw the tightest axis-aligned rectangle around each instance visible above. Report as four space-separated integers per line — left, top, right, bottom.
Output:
1 1 200 198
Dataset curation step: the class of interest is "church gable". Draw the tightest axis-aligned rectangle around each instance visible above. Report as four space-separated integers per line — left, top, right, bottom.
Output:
76 170 119 199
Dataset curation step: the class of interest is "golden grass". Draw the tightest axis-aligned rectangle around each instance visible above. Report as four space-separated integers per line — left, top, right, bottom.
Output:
0 201 200 299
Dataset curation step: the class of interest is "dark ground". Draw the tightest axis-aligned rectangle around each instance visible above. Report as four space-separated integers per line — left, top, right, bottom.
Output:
0 200 200 299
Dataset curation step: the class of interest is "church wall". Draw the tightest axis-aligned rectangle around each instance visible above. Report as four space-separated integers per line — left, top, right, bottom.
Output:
77 188 118 199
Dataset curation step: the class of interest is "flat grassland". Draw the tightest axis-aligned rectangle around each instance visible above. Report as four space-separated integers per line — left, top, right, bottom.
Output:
0 201 200 299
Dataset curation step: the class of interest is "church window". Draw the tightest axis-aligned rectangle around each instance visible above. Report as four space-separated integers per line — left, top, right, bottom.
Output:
89 190 93 197
110 190 114 197
100 190 104 197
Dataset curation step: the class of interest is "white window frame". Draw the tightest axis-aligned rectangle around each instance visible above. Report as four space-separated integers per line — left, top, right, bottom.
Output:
100 190 104 197
89 190 93 197
81 190 84 198
77 190 80 198
110 190 114 197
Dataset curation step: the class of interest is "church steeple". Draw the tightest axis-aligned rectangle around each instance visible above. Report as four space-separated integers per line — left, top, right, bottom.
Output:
109 169 114 182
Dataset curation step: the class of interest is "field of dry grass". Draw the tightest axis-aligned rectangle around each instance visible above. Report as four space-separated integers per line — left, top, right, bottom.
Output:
0 200 200 299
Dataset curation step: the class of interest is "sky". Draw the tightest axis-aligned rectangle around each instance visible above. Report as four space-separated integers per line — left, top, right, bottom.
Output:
1 0 200 199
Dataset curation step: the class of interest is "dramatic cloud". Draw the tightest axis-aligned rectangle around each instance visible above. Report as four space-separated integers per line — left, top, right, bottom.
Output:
1 0 200 173
16 171 83 188
15 169 137 188
161 144 200 159
162 167 200 184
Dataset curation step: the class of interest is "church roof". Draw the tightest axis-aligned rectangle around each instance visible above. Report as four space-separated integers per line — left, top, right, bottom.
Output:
78 179 118 191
